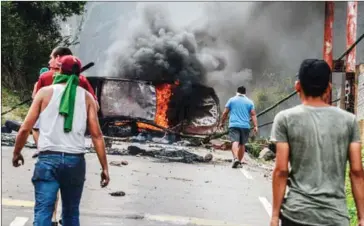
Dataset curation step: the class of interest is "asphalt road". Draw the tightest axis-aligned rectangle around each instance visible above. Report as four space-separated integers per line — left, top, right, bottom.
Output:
2 146 273 226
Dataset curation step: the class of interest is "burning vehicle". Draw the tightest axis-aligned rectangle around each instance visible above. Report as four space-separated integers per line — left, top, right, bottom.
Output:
87 77 221 138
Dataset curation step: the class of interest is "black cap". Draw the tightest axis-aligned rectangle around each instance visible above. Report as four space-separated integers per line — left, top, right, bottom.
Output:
298 59 331 94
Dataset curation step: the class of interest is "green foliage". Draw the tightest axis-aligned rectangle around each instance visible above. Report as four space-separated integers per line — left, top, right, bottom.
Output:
250 72 295 114
246 142 263 158
346 165 358 226
345 147 364 226
1 87 30 124
1 1 86 98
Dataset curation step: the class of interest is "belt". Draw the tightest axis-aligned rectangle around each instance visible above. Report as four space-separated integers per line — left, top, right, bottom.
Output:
39 150 84 156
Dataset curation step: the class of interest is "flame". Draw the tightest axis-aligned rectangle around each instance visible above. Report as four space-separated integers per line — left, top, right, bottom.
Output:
137 83 173 131
114 121 129 126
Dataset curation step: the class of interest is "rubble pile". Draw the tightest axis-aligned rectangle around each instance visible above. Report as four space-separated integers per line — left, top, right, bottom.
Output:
1 133 36 149
87 143 213 164
2 129 276 164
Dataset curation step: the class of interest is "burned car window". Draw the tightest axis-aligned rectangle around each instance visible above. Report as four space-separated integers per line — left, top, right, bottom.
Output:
100 80 156 121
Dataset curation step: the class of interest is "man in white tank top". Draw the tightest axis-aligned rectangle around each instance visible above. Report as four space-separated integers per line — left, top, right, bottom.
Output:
12 55 110 226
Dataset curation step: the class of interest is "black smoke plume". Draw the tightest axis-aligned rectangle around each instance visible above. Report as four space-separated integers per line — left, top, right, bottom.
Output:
103 2 364 107
103 3 207 88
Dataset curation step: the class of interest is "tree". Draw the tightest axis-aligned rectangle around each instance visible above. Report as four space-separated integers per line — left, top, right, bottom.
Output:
1 1 86 98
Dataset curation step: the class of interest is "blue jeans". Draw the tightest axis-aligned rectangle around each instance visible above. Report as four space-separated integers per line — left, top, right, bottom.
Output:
32 153 86 226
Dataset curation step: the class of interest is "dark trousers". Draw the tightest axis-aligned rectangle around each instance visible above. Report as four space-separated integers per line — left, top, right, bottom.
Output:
32 153 86 226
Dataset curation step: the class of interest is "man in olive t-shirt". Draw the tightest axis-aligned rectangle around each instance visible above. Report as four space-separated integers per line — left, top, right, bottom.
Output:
270 59 364 226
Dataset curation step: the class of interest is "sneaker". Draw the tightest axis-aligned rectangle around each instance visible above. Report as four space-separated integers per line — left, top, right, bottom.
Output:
59 219 62 225
51 222 58 226
232 159 240 168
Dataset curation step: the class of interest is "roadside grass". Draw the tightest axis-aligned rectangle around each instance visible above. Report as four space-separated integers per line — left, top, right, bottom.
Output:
1 87 30 125
346 146 364 225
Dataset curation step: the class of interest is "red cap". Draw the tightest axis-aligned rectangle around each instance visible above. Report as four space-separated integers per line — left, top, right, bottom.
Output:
57 55 82 75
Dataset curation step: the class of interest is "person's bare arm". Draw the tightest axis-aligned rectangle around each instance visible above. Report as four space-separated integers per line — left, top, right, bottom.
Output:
251 109 258 133
86 93 109 187
271 142 289 222
270 112 289 226
349 142 364 223
219 107 230 127
32 82 38 99
13 89 44 166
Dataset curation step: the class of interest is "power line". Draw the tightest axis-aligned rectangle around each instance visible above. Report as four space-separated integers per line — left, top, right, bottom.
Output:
260 33 364 119
258 98 341 129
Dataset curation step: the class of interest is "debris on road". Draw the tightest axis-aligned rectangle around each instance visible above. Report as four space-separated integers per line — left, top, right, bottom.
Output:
109 160 129 167
259 147 276 161
1 127 274 176
209 139 231 150
204 153 213 162
1 133 36 149
109 191 126 197
166 176 193 182
128 146 146 155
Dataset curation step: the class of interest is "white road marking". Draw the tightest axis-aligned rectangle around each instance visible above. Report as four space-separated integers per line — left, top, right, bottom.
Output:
144 214 244 226
240 168 253 179
145 214 190 225
9 217 28 226
258 196 272 217
3 198 246 226
2 198 35 208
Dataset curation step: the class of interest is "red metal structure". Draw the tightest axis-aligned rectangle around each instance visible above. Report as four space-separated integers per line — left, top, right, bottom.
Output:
323 1 334 104
344 1 358 113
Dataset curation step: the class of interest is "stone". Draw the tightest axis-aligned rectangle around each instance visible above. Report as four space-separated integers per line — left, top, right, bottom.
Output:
109 160 128 166
127 146 146 155
204 153 213 162
259 147 276 161
109 161 122 167
209 139 231 150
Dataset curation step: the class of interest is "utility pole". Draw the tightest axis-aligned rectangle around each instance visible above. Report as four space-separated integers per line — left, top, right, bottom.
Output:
344 1 358 113
323 1 334 104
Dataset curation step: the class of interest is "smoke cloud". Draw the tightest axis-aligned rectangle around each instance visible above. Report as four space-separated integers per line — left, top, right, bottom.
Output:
103 2 363 106
103 3 206 88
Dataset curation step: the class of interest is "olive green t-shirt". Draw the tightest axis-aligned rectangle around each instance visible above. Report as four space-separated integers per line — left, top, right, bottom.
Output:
271 105 361 226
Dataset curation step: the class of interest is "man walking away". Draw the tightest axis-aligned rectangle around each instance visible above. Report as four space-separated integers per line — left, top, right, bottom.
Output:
31 67 49 157
219 86 258 168
12 55 110 226
31 47 98 225
32 46 98 154
270 59 364 226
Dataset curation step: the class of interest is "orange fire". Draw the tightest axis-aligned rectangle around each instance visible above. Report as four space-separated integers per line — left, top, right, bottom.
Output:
137 83 174 131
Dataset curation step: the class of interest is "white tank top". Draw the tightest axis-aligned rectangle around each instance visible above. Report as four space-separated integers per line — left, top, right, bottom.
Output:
38 84 87 154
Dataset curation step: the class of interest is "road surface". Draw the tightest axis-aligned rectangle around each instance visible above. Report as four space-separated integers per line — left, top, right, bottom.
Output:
2 146 273 226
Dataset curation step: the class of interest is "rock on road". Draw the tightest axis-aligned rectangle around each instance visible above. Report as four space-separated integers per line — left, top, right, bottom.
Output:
2 146 273 226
